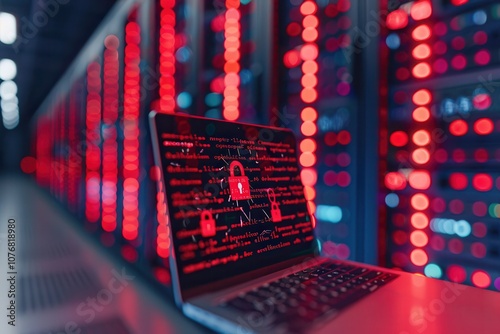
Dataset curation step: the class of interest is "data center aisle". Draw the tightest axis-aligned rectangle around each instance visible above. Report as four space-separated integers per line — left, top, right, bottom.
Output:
0 176 210 334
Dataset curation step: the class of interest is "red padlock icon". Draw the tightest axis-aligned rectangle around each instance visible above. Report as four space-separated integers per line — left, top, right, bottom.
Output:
228 161 251 201
200 210 216 237
267 188 282 223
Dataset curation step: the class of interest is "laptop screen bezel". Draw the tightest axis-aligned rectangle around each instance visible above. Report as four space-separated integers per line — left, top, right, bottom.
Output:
149 111 319 303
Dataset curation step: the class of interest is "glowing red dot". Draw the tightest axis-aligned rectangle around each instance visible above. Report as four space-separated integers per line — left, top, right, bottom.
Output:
474 148 488 162
471 243 487 258
386 9 408 30
472 270 491 288
385 172 407 190
337 130 351 145
474 50 491 66
449 120 468 136
474 118 494 135
451 55 466 70
390 131 408 147
433 58 448 74
448 238 463 254
433 41 447 55
452 149 466 163
449 173 468 190
472 174 493 191
473 93 492 110
433 22 447 36
451 0 469 6
451 36 465 50
473 31 488 45
447 265 466 283
410 1 432 21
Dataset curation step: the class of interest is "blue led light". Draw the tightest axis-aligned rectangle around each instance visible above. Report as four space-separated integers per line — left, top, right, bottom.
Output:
473 10 487 25
430 218 471 238
385 193 399 208
241 0 252 4
205 93 222 107
175 46 191 63
316 205 342 223
386 33 400 50
177 92 192 109
424 264 442 279
205 109 221 119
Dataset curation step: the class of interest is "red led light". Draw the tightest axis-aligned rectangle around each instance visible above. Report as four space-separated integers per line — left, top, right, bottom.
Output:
284 50 301 68
473 31 488 45
411 213 429 229
412 62 431 79
411 193 429 210
410 1 432 21
412 89 432 105
452 149 466 163
390 131 408 147
449 120 468 136
451 0 469 6
323 171 337 186
451 36 465 50
412 148 430 164
386 9 408 30
412 25 431 41
451 54 466 70
337 130 351 145
412 130 431 146
410 249 428 266
448 238 463 254
449 173 468 190
472 221 487 236
472 271 491 288
410 230 428 247
300 1 317 15
287 22 301 36
472 93 492 110
412 107 430 122
337 171 351 187
433 58 448 74
409 170 431 190
474 50 490 66
433 41 447 55
412 44 431 60
301 168 317 186
431 197 446 213
433 22 447 36
396 67 410 81
449 199 464 214
472 174 493 192
447 265 466 283
385 172 407 190
471 242 487 258
474 118 494 135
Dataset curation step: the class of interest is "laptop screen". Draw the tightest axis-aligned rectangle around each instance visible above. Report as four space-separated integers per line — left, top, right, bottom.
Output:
151 113 315 292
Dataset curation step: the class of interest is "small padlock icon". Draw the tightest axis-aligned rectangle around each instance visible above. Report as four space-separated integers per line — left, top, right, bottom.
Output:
267 188 282 223
200 210 216 237
228 161 251 201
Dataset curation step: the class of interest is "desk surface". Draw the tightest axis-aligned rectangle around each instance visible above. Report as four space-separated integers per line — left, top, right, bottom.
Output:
0 176 211 334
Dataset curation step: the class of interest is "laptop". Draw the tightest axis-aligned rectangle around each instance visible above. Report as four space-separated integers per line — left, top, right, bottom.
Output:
149 112 500 334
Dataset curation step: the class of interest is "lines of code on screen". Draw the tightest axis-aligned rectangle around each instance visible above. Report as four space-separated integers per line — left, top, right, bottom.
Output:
155 115 315 290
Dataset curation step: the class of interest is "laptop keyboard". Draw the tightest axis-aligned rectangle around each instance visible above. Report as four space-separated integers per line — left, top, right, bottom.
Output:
220 261 398 332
